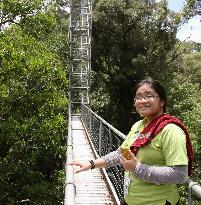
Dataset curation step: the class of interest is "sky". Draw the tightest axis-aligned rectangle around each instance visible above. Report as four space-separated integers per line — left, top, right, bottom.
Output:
168 0 201 43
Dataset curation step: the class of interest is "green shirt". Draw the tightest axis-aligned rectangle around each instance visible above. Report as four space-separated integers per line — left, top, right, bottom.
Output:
121 119 188 205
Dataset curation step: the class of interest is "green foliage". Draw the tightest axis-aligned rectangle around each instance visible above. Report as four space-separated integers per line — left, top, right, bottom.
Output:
0 0 43 29
20 13 57 41
182 51 201 88
19 1 70 69
172 0 198 26
180 41 201 53
91 0 180 133
160 68 201 204
0 27 68 204
167 77 201 147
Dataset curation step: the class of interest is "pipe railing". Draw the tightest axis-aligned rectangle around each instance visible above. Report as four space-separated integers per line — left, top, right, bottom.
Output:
188 178 201 205
81 104 201 205
64 107 76 205
81 104 126 204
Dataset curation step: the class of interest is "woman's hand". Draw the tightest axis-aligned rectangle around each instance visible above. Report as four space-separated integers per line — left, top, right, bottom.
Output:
67 161 91 174
120 150 139 172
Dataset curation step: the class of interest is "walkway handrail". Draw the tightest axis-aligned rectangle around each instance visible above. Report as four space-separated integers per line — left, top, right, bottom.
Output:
187 178 201 205
81 104 126 204
82 104 126 139
64 107 76 205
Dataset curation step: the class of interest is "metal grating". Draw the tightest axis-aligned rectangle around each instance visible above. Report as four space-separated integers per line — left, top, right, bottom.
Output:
81 105 126 204
71 115 117 205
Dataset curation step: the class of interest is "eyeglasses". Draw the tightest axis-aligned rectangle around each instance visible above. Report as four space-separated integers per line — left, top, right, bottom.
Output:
134 94 159 102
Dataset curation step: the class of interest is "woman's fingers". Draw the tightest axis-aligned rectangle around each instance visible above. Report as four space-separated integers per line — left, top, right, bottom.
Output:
128 150 136 160
67 161 81 166
67 161 91 174
120 151 139 172
75 166 86 174
120 154 128 166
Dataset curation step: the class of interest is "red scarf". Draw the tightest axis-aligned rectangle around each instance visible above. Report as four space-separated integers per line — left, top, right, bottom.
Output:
130 114 194 176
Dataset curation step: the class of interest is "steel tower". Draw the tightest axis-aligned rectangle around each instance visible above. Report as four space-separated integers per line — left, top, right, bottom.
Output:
195 0 201 14
68 0 92 114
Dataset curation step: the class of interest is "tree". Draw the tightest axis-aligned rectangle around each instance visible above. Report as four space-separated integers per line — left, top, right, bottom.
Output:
180 41 201 88
0 0 43 30
176 43 201 185
166 73 201 203
0 0 70 203
0 26 68 204
91 0 181 133
19 0 70 68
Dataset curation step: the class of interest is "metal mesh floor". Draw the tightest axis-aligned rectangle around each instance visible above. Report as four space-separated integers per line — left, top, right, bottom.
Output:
71 116 116 204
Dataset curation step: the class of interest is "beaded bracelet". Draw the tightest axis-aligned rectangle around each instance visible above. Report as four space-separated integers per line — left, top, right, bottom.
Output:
89 160 95 170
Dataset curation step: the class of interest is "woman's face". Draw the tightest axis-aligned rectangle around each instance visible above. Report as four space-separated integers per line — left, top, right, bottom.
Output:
134 84 165 121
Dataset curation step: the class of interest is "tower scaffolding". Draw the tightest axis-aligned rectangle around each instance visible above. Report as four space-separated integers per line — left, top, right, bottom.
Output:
68 0 92 114
195 0 201 14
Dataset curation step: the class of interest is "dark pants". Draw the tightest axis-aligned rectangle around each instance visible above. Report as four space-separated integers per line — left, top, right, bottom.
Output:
122 200 179 205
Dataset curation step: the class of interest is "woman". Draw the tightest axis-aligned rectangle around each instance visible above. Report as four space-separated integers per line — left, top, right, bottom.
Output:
68 78 194 205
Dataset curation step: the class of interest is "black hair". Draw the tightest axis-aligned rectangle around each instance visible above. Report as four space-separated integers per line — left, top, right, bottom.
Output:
133 78 167 112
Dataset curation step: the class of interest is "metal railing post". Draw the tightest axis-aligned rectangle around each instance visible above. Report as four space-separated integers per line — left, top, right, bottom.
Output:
108 128 112 153
98 121 102 155
89 110 92 135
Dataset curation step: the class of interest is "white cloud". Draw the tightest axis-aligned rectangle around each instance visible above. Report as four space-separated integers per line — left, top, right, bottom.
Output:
177 16 201 42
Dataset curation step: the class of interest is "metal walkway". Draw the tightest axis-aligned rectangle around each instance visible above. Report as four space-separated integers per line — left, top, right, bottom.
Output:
71 115 117 204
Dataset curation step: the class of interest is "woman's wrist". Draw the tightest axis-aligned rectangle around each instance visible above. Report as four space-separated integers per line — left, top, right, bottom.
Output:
89 160 96 169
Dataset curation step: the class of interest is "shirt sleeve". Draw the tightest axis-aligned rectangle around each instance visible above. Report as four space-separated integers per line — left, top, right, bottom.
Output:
161 123 188 166
102 148 121 168
134 163 189 184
